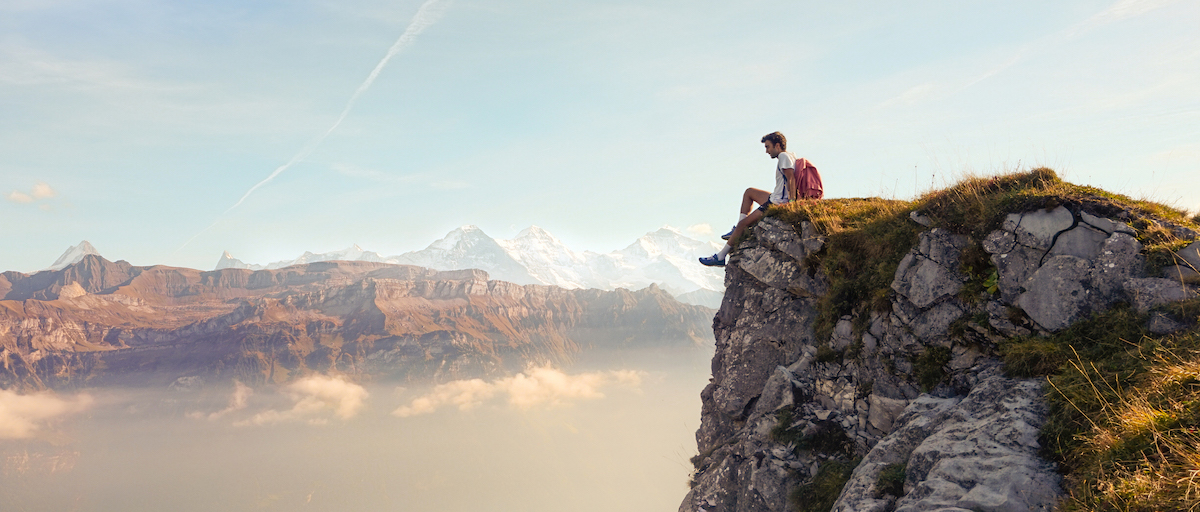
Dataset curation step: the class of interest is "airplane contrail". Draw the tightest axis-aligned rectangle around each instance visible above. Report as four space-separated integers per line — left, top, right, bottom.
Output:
177 0 450 253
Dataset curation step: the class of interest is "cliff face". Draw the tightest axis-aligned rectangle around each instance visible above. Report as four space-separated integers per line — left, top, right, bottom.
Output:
0 257 713 389
682 201 1199 512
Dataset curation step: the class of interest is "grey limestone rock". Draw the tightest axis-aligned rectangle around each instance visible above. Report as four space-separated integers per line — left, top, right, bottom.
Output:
1180 241 1200 269
685 204 1173 512
892 229 968 309
868 394 910 433
1002 206 1075 250
1147 312 1187 335
1124 277 1198 313
1015 255 1094 331
1162 264 1200 285
734 218 827 296
1091 233 1145 299
835 372 1059 512
736 245 805 292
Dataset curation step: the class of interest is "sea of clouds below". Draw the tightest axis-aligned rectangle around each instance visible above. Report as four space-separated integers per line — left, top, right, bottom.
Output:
0 346 711 511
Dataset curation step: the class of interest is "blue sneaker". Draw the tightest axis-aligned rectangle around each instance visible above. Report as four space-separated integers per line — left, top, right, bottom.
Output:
699 254 725 267
720 228 734 241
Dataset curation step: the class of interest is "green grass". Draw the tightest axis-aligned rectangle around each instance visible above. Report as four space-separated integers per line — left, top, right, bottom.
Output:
914 346 952 391
771 408 856 458
875 463 907 498
790 458 862 512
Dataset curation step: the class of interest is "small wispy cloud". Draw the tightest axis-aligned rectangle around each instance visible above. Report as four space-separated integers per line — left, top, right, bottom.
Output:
686 223 713 236
187 380 252 421
6 181 56 205
236 375 368 426
0 389 93 439
430 180 469 190
876 0 1181 110
393 366 644 417
332 163 417 184
1065 0 1179 39
0 43 193 92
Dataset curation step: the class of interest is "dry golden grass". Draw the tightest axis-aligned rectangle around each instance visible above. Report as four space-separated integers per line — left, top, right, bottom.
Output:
1044 322 1200 512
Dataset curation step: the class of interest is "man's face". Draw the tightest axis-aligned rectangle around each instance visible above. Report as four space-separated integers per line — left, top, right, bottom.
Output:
764 141 782 158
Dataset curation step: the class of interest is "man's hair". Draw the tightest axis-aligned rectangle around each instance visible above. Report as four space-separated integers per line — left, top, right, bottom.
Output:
761 131 786 150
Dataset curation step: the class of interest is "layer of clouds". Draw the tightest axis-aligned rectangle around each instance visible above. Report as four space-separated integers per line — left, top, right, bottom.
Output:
0 389 93 439
393 366 644 417
236 375 368 426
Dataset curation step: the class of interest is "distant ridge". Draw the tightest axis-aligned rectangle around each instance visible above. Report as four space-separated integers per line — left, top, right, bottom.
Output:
215 226 726 308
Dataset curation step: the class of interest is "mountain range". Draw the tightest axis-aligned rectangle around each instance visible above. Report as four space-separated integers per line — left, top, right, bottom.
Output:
1 254 714 389
213 225 725 308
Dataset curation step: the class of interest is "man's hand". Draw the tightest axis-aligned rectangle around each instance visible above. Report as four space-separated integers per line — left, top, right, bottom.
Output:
785 169 798 202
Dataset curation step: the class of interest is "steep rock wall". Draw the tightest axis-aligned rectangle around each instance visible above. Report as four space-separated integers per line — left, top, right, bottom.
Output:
682 207 1199 512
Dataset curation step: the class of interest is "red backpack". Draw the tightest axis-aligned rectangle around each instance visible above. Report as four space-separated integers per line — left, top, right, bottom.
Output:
792 158 824 200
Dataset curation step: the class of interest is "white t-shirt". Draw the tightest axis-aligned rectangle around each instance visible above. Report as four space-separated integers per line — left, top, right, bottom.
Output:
770 151 797 204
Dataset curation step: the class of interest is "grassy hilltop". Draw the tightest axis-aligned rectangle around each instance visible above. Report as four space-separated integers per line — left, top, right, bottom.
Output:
762 168 1200 511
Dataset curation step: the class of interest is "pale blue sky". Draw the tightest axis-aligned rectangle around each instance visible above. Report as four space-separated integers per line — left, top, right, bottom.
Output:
3 0 1198 272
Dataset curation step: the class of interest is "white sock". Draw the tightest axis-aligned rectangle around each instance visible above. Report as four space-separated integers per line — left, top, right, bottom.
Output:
717 244 731 259
738 213 747 222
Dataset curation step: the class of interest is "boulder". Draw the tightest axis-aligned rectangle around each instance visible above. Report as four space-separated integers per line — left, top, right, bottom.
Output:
892 230 968 309
836 372 1060 512
1181 241 1200 266
1015 255 1093 331
1124 277 1198 313
1162 265 1200 285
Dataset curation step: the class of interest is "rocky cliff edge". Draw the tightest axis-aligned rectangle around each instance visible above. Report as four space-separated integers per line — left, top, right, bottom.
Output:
682 169 1200 512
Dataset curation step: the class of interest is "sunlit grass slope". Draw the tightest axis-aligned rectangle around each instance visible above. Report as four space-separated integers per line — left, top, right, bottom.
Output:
763 168 1200 511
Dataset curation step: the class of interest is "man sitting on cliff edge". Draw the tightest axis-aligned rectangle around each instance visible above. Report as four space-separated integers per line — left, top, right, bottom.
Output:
699 131 823 267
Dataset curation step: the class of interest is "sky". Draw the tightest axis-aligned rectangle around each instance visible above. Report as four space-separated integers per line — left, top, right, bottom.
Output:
2 0 1198 273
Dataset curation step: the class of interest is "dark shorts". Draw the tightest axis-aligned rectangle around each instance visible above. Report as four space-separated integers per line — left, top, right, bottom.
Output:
755 199 774 213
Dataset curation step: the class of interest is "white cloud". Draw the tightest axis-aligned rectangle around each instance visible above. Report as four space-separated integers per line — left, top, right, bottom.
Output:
7 191 33 203
686 223 713 236
0 389 93 439
392 379 496 417
7 181 56 204
236 375 368 426
188 380 252 420
31 181 55 199
392 366 645 417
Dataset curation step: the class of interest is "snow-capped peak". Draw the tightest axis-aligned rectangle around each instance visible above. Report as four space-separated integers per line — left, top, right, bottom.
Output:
203 224 725 307
45 240 100 271
428 225 488 251
215 250 258 270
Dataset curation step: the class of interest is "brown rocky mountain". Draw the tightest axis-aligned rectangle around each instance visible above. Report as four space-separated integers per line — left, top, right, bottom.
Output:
0 255 713 390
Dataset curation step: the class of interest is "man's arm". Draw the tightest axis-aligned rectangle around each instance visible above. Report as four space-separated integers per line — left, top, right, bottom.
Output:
785 169 798 203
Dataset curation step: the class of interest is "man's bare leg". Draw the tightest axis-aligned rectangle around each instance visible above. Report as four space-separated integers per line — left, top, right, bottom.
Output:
729 209 764 243
722 188 772 240
701 209 765 266
740 188 771 215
